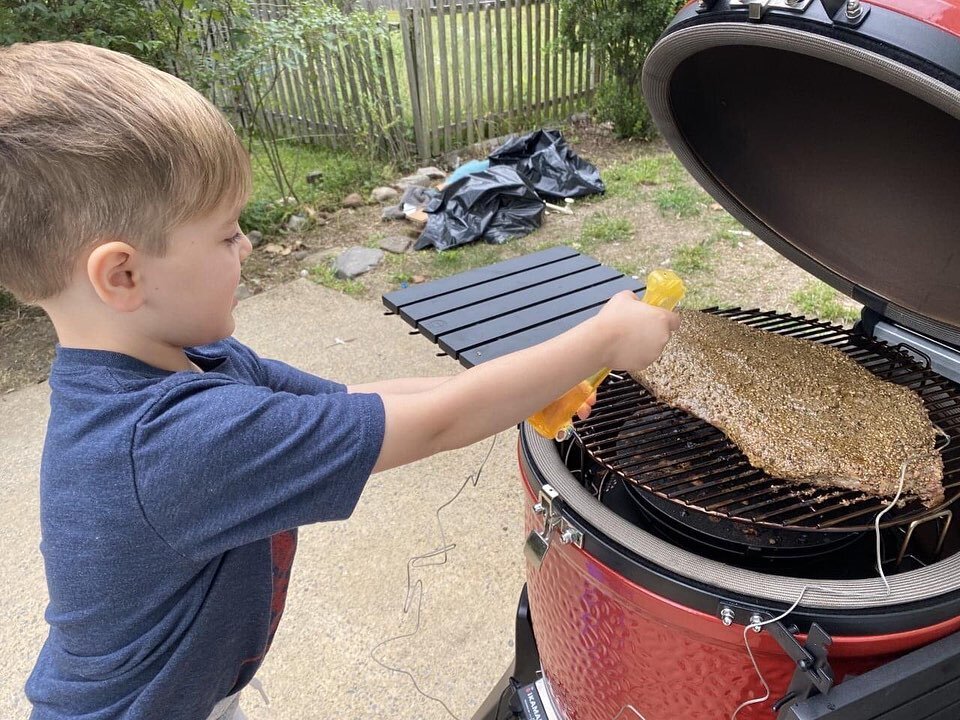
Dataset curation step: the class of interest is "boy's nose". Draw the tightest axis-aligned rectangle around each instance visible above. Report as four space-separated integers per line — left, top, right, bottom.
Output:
239 233 253 261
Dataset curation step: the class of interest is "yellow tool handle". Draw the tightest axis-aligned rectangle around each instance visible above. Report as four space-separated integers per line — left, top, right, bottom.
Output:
527 269 685 441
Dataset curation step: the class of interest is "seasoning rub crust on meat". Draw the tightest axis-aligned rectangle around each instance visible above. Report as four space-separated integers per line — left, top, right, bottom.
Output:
631 310 945 508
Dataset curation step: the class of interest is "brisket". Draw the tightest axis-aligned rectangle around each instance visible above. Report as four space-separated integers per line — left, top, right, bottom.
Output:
631 310 945 508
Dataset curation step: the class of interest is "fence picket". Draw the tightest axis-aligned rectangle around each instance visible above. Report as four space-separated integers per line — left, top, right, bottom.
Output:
472 0 483 141
461 0 475 145
506 0 515 131
418 0 440 155
533 0 541 122
400 3 428 157
436 0 452 150
551 0 558 118
495 0 504 131
484 2 494 137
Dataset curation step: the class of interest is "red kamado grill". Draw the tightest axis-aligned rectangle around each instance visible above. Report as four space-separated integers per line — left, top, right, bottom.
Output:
382 0 960 717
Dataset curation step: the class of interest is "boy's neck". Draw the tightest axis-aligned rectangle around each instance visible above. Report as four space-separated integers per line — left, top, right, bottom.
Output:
43 298 199 373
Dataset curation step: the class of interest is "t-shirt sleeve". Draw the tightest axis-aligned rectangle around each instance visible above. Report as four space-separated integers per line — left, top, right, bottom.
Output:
223 337 346 396
132 376 384 562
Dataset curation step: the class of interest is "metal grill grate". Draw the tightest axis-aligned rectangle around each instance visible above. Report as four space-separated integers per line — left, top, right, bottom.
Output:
572 308 960 533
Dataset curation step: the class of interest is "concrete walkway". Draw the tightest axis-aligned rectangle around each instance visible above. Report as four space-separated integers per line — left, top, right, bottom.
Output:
0 279 526 719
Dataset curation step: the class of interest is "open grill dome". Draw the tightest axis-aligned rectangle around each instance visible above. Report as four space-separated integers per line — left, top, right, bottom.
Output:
641 1 960 348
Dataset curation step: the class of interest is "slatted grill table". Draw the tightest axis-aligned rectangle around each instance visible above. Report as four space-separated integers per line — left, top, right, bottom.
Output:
382 246 643 366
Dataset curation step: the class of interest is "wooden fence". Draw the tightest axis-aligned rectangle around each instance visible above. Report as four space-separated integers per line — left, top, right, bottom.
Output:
399 0 599 158
190 0 599 159
247 2 411 159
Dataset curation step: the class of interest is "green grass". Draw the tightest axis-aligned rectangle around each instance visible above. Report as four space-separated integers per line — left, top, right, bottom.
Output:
308 264 367 298
654 184 708 219
791 280 860 324
432 244 510 277
579 213 632 252
604 155 680 198
672 242 714 275
242 141 392 235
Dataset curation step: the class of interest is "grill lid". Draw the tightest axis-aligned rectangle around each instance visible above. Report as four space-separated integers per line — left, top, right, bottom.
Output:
642 1 960 346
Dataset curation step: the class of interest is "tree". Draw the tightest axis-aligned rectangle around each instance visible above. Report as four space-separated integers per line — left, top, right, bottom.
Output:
558 0 679 138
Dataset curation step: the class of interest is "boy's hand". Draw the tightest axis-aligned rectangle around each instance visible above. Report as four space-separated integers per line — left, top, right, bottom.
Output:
594 290 680 371
576 391 597 420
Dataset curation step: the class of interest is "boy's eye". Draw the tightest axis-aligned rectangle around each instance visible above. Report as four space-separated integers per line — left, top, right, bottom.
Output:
225 232 243 245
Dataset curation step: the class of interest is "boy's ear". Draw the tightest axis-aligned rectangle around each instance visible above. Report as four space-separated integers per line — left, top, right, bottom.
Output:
86 241 145 313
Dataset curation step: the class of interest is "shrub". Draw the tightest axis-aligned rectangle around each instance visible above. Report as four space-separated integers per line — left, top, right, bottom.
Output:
0 0 171 68
558 0 680 138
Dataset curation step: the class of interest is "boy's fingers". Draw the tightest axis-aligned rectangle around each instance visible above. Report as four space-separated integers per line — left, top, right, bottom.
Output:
576 394 596 420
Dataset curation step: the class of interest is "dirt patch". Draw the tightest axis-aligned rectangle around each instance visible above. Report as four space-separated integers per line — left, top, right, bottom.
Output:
0 124 860 395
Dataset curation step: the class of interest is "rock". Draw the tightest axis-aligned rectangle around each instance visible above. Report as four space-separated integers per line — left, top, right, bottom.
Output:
412 274 427 284
570 111 591 125
333 247 384 279
292 250 310 261
299 269 309 278
301 251 331 267
234 284 254 301
396 173 433 190
285 214 309 232
246 230 264 248
371 186 400 204
381 204 407 221
416 166 446 180
342 193 365 209
379 236 413 254
306 170 323 185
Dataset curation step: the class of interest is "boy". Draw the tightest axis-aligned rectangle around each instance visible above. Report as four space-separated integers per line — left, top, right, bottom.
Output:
0 42 678 720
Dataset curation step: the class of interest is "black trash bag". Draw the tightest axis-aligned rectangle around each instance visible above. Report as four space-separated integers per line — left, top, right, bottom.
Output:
488 128 605 201
415 165 545 251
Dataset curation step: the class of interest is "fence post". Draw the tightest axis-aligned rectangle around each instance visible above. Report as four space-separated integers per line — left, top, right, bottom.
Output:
400 1 429 158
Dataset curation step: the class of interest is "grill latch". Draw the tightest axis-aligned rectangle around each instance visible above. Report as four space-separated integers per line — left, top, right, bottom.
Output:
525 484 583 570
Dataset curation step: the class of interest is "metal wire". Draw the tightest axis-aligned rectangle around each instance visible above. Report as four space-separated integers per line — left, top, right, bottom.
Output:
369 434 500 720
730 428 952 719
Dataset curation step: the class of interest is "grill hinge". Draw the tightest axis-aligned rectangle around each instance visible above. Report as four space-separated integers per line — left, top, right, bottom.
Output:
524 484 583 570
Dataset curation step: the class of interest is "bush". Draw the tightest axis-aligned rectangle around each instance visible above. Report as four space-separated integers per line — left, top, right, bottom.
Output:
559 0 680 138
0 0 171 67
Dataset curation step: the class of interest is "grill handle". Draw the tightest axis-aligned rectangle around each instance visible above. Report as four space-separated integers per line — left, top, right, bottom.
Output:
527 269 686 441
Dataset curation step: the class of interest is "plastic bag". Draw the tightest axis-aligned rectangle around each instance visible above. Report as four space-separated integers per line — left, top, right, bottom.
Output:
488 128 605 201
415 165 545 251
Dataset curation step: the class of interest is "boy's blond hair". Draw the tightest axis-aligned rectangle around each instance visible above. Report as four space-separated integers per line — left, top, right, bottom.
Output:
0 41 252 302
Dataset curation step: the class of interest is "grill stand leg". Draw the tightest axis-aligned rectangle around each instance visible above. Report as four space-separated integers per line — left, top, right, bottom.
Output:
471 584 541 720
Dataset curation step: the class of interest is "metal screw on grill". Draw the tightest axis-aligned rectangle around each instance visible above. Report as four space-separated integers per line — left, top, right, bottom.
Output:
532 502 545 515
560 527 582 545
720 607 736 626
749 614 764 632
846 0 863 20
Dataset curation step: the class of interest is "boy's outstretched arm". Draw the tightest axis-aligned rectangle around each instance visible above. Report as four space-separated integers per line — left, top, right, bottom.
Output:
348 377 452 394
372 291 679 473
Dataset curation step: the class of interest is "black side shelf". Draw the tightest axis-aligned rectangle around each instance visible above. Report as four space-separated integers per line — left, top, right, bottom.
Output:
784 630 960 719
382 246 643 367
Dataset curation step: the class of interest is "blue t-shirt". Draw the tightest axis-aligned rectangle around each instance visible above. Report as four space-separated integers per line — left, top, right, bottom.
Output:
26 339 385 719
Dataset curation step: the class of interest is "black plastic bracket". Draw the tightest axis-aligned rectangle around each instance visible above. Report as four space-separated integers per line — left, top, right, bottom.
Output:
768 621 835 717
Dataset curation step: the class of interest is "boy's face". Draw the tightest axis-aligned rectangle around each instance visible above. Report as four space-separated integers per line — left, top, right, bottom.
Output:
140 199 252 348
